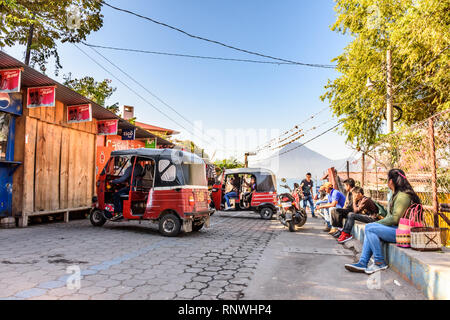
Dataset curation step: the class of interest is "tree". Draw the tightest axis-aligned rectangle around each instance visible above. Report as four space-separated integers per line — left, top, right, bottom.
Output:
173 139 209 158
321 0 450 150
63 73 119 114
213 158 245 170
0 0 103 74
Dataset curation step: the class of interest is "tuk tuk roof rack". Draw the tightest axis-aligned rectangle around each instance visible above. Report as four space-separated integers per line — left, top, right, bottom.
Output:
110 148 205 164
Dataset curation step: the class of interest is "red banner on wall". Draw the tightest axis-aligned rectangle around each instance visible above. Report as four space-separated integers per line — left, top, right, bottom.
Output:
0 69 22 93
67 104 92 123
97 119 119 135
27 86 56 108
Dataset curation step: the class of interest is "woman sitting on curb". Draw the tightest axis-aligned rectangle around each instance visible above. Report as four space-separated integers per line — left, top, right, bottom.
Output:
345 169 421 274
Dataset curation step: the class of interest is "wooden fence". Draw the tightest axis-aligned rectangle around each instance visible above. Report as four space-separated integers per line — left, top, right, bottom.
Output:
13 100 97 226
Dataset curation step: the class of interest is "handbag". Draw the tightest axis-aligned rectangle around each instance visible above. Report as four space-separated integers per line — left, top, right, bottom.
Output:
410 227 442 251
396 203 424 248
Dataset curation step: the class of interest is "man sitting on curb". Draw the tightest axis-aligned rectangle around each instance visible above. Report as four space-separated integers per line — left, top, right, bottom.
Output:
337 187 383 244
314 185 329 219
316 182 346 232
330 178 356 238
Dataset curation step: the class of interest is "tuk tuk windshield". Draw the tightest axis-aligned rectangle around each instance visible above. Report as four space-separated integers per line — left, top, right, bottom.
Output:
181 163 207 187
255 172 276 192
103 155 131 176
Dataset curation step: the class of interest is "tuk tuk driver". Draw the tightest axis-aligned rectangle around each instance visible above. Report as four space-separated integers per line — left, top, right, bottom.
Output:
242 176 257 207
110 156 143 215
224 174 240 210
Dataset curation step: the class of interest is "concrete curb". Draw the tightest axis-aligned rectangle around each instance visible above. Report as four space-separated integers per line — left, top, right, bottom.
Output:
351 223 450 300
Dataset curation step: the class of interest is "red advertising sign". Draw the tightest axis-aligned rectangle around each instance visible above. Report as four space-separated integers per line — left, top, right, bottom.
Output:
27 86 56 108
0 69 22 93
106 135 146 151
97 119 119 135
67 104 92 123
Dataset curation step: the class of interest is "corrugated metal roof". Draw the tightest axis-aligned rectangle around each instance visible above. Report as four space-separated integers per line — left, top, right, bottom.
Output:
0 51 173 145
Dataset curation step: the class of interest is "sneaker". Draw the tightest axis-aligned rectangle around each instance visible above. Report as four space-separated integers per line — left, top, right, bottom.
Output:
332 230 341 238
323 226 331 232
345 262 367 273
328 227 338 234
338 232 353 244
365 262 389 274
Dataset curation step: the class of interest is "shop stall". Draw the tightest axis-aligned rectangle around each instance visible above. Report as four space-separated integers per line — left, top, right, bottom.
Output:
0 51 162 227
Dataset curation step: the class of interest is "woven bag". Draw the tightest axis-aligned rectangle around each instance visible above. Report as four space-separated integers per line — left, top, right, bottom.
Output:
410 227 442 251
396 204 423 248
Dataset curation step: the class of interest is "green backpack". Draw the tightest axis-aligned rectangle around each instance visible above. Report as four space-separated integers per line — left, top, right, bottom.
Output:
373 200 388 218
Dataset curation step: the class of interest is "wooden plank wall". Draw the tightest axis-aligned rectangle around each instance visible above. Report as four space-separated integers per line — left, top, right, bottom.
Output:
16 100 98 215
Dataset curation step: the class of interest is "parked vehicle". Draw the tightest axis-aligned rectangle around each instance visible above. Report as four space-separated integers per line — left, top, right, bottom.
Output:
210 168 278 220
90 148 214 237
277 179 307 231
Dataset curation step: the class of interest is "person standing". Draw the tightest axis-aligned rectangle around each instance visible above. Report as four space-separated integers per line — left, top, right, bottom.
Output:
300 173 316 218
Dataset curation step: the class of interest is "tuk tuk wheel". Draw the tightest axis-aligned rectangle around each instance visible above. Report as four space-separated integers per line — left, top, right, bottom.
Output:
259 207 274 220
90 209 106 227
159 213 181 237
192 223 204 232
288 220 297 232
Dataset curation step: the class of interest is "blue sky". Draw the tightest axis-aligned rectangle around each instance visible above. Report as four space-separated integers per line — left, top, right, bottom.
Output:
4 0 355 161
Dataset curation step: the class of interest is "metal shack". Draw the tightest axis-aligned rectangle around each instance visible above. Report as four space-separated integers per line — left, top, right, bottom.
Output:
0 51 169 227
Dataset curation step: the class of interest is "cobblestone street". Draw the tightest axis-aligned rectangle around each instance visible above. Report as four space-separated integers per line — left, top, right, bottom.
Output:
0 211 425 300
0 211 280 300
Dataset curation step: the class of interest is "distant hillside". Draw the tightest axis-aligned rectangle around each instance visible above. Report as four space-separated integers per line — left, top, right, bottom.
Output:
250 143 353 180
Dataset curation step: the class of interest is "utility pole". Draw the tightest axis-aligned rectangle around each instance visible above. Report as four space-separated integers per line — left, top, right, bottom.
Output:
346 161 350 179
24 13 36 66
244 152 256 168
386 49 394 133
24 23 35 65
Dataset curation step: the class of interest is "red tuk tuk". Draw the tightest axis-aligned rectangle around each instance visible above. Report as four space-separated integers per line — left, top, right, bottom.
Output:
90 148 213 237
210 168 278 220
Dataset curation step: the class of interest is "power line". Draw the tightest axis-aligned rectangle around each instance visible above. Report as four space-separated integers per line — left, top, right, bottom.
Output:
255 106 329 152
101 1 337 69
265 118 335 151
73 43 221 152
253 123 341 163
83 43 228 151
83 42 303 66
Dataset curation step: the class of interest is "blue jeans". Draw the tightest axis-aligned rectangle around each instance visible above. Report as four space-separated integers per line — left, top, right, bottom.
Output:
302 195 315 216
224 191 238 207
359 222 397 266
315 200 330 226
113 186 129 214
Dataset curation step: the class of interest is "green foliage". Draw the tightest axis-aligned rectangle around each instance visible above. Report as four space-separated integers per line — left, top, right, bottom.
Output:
63 73 119 113
322 0 450 150
0 0 103 74
213 158 245 170
106 102 120 115
174 140 209 159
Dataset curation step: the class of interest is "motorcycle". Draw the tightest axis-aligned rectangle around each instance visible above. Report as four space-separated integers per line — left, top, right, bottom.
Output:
277 179 307 232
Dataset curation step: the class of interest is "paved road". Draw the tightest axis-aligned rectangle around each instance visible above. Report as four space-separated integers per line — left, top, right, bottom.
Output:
0 211 424 300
